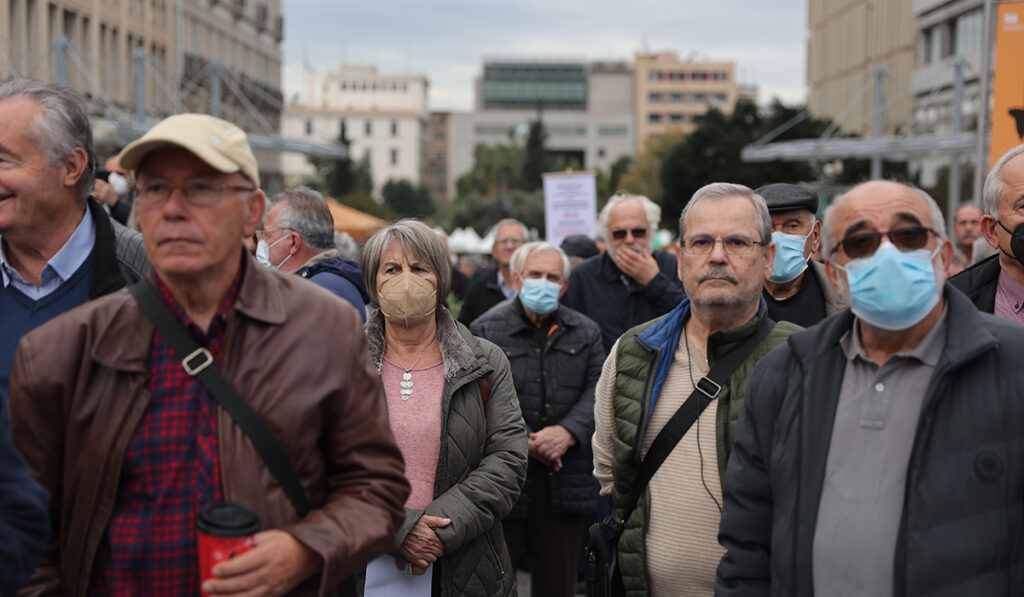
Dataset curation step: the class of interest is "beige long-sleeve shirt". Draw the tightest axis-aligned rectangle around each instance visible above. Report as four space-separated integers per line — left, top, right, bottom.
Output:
593 328 723 597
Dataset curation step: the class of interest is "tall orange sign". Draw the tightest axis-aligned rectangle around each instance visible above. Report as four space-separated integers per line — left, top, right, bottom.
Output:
991 1 1024 166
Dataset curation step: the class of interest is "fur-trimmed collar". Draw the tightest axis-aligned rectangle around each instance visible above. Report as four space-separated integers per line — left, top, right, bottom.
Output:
365 307 479 380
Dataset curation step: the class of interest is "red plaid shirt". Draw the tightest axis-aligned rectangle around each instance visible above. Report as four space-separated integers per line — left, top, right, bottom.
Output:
90 269 242 595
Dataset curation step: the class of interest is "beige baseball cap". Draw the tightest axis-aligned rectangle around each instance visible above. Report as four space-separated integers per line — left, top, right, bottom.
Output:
119 113 260 187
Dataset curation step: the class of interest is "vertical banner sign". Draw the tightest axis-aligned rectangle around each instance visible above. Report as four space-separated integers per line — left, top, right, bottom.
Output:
542 171 597 247
991 2 1024 166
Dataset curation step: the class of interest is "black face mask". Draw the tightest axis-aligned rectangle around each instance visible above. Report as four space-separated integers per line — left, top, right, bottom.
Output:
997 220 1024 265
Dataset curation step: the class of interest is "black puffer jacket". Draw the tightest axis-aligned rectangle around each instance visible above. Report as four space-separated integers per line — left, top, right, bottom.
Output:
471 299 605 516
948 253 999 313
717 285 1024 597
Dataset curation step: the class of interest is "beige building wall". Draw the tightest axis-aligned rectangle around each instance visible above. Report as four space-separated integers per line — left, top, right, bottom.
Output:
0 0 282 130
633 52 737 153
807 0 916 136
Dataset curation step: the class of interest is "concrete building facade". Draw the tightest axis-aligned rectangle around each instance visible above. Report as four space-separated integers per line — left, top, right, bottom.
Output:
633 52 738 152
807 0 916 136
281 64 429 195
422 111 450 202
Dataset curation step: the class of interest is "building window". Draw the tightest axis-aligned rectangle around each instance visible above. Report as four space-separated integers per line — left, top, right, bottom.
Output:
670 93 683 102
365 120 372 136
669 114 683 123
391 120 398 137
341 82 347 90
955 8 983 56
648 114 662 123
434 131 445 141
304 119 312 135
390 149 399 165
363 148 371 161
693 93 706 102
648 92 662 102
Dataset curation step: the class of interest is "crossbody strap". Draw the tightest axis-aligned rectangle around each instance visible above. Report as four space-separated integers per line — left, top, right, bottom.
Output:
618 316 775 521
128 280 312 518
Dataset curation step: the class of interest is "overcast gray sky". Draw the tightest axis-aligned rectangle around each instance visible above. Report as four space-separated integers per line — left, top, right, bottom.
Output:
281 0 808 111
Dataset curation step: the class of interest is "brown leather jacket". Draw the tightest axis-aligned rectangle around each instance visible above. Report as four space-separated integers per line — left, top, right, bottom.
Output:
9 256 410 596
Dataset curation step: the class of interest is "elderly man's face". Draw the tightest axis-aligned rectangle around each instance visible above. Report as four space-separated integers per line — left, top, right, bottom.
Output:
952 204 982 249
984 154 1024 262
770 208 820 260
512 249 568 296
135 147 263 281
606 199 650 259
259 202 299 271
825 181 952 295
0 95 88 241
492 223 526 268
679 195 773 312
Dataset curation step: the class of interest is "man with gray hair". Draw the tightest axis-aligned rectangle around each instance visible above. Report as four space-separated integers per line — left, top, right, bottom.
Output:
458 217 529 325
593 183 797 595
470 241 605 597
0 79 148 417
950 144 1024 321
719 180 1024 596
562 193 686 352
258 186 368 320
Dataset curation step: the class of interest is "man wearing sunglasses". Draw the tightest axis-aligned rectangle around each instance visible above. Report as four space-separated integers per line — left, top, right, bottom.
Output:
718 180 1024 597
562 193 685 352
950 144 1024 322
758 183 847 327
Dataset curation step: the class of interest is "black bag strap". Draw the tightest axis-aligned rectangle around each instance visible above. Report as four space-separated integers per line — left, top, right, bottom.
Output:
128 280 312 518
618 316 775 521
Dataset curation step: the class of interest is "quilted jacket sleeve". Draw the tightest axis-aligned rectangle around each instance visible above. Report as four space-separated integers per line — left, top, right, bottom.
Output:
715 347 789 597
425 342 528 554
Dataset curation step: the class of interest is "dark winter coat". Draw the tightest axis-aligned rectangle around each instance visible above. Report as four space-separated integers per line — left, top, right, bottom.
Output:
561 251 686 352
948 253 999 313
458 267 508 326
717 285 1024 597
471 299 605 516
296 250 369 321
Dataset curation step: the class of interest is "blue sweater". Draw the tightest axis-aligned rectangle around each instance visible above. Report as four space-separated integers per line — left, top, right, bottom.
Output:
0 252 94 404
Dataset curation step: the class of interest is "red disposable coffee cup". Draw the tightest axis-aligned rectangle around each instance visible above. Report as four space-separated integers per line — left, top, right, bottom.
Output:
196 502 260 596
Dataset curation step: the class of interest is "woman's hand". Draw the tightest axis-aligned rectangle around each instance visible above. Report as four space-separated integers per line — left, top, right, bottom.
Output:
399 515 451 569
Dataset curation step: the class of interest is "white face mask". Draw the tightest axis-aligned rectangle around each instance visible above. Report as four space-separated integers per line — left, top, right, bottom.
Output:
108 172 129 198
255 235 292 270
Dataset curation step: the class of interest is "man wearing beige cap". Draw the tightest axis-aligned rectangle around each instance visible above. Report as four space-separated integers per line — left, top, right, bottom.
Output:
9 113 410 596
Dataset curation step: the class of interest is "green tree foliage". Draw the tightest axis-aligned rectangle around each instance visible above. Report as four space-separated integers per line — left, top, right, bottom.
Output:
520 118 548 191
617 131 687 204
382 179 435 218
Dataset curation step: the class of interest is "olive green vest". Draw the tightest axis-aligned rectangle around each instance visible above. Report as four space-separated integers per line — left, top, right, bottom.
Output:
610 309 799 596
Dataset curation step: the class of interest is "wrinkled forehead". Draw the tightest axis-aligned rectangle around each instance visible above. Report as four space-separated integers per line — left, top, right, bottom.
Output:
831 186 932 237
685 194 761 237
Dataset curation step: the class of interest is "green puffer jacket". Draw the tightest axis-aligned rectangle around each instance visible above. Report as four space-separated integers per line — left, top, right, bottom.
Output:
362 308 529 597
609 298 799 597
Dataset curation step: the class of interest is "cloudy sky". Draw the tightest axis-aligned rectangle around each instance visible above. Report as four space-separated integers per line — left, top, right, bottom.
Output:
281 0 809 111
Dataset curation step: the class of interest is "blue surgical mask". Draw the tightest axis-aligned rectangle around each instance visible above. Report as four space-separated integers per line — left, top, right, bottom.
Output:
769 231 810 283
255 235 291 270
834 241 940 331
519 278 562 315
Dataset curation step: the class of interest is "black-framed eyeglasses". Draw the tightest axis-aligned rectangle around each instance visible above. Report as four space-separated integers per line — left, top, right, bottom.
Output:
136 180 256 206
682 235 765 256
831 226 938 259
611 227 648 240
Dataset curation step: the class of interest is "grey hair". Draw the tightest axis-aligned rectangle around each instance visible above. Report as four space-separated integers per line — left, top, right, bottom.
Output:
0 79 94 202
983 144 1024 217
360 218 452 307
509 241 570 281
489 218 529 243
821 183 948 258
599 193 660 249
678 183 772 248
267 186 335 252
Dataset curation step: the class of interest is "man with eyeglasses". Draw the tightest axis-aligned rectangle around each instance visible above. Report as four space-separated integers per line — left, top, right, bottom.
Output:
950 144 1024 321
758 183 847 327
9 113 410 596
457 218 529 325
592 183 797 596
257 186 368 321
562 193 686 352
718 180 1024 597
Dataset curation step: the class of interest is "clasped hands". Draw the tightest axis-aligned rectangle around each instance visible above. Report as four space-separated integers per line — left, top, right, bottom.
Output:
528 425 576 471
395 515 451 576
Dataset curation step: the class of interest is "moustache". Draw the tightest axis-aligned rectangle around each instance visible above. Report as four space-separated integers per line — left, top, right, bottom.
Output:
697 267 738 284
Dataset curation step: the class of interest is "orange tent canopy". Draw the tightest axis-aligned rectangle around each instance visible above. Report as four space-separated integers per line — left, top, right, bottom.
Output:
326 199 389 242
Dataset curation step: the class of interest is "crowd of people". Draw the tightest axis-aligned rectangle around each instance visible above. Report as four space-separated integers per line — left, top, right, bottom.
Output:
3 77 1024 597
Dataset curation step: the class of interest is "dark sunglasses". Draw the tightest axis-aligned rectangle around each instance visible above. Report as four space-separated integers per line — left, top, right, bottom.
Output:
611 227 648 240
832 226 938 259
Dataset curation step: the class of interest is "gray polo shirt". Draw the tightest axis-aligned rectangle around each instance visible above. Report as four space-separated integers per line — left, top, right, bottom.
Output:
812 307 948 597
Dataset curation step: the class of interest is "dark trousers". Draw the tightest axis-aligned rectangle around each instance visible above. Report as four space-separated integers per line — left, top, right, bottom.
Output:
503 462 586 597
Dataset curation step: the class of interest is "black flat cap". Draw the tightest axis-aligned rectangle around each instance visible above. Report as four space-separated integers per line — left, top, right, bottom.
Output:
560 234 600 260
756 183 818 214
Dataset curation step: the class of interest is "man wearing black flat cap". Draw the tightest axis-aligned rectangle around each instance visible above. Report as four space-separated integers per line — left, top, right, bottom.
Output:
758 183 846 327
